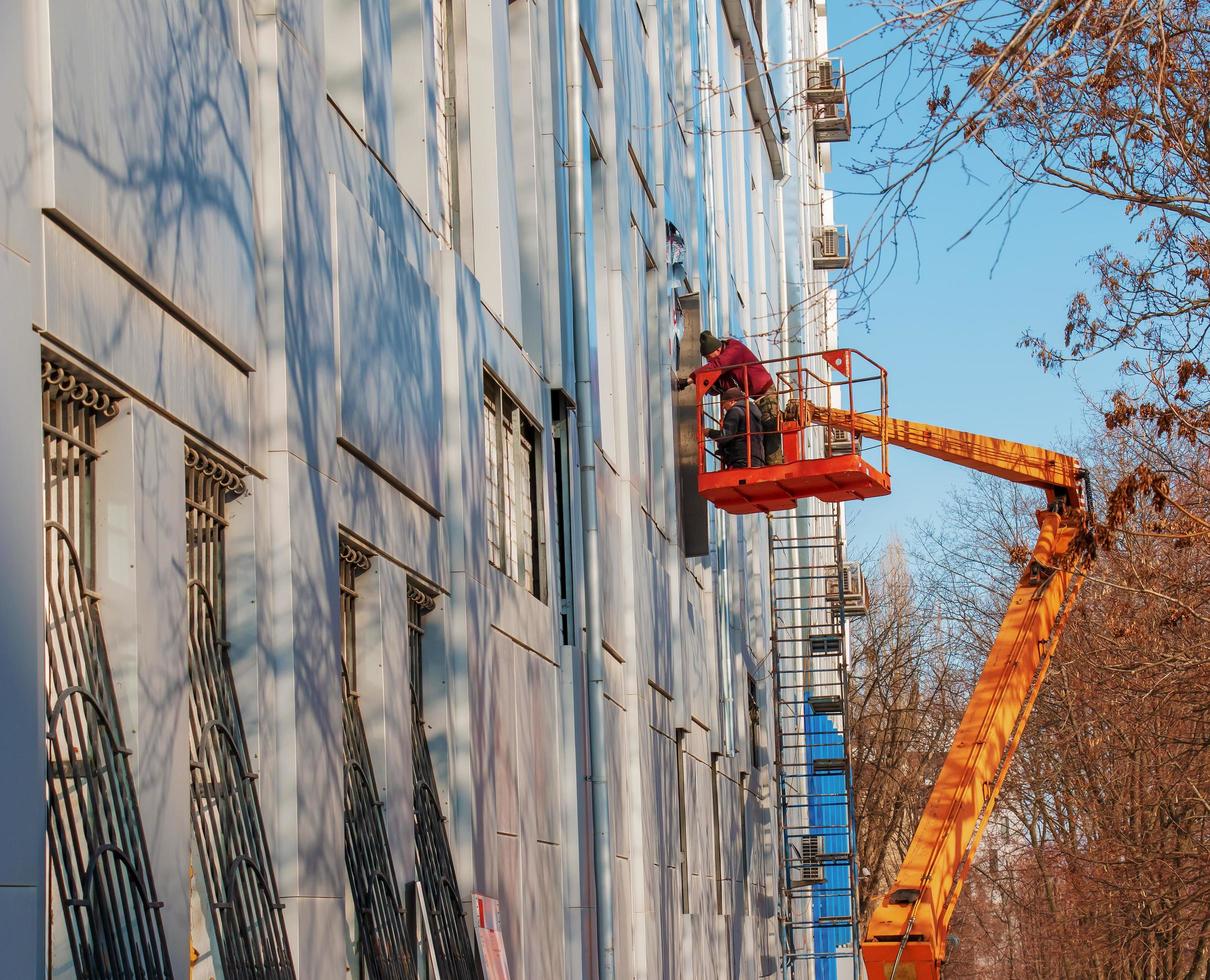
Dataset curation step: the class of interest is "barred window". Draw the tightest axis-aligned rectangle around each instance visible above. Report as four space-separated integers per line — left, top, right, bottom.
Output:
676 730 690 913
409 588 480 978
42 359 173 978
483 373 545 598
432 0 460 247
185 446 295 978
339 541 414 979
484 387 503 567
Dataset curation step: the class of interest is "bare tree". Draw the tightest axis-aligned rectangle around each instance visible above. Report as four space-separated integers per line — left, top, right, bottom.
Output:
849 539 965 926
904 441 1210 978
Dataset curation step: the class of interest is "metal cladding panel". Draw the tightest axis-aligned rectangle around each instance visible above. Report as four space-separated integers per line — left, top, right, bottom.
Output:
524 842 566 979
42 222 251 460
613 854 635 980
488 631 520 837
275 27 339 477
46 0 257 367
94 407 192 976
0 255 45 979
521 653 562 845
495 831 524 975
606 697 631 858
281 453 344 903
332 179 442 510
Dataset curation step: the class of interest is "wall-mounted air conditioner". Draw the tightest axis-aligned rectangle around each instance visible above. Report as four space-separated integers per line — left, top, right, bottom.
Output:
826 562 870 618
804 58 846 105
813 98 852 144
812 225 851 270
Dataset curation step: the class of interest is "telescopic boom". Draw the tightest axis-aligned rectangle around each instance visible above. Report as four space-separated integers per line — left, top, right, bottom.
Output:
807 403 1090 980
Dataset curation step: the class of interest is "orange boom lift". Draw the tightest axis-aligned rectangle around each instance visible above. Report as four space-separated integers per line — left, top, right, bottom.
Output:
807 401 1091 980
694 350 1093 979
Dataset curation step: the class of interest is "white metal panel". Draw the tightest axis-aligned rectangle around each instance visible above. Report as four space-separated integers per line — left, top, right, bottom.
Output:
46 0 258 366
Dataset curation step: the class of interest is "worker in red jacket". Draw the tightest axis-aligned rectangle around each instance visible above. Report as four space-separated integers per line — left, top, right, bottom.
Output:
678 331 783 464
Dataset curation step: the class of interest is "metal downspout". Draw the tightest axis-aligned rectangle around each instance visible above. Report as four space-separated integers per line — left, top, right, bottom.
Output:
562 2 615 978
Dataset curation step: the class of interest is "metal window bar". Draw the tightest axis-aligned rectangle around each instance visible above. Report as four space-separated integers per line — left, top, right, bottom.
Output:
518 421 537 596
340 542 417 980
432 0 459 247
185 446 296 980
42 359 176 979
408 593 482 980
550 398 574 646
501 409 518 581
484 384 503 569
769 503 861 979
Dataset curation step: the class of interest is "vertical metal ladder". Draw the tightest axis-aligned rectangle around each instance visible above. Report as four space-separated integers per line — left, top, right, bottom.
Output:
770 502 861 980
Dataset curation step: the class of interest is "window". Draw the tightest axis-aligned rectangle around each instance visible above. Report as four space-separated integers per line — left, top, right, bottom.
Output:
433 0 461 247
588 148 620 460
711 754 724 912
676 730 690 912
550 393 575 645
185 446 294 976
339 541 413 978
409 588 480 975
483 373 545 598
41 359 173 977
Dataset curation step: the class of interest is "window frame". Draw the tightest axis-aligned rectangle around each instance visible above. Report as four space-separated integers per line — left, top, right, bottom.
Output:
483 372 547 600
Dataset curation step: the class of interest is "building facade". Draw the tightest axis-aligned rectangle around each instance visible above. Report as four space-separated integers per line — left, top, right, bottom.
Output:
0 0 853 977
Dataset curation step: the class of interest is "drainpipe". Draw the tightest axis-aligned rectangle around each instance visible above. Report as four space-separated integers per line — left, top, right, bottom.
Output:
562 2 615 978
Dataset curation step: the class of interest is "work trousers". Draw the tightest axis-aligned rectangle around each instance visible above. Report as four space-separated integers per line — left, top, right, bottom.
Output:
756 391 784 465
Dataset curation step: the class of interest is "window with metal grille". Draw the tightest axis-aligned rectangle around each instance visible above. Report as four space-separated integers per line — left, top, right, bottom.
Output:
550 393 575 646
409 591 482 979
484 386 503 569
676 730 690 913
340 541 416 980
748 674 761 772
186 446 296 979
432 0 460 248
483 373 545 599
711 754 724 913
42 358 174 979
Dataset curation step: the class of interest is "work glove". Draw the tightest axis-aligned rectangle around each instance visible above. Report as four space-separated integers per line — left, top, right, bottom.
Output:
705 428 721 440
674 374 690 391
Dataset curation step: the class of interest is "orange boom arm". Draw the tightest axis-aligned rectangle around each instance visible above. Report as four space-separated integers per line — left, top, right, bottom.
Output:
808 403 1090 980
808 404 1085 508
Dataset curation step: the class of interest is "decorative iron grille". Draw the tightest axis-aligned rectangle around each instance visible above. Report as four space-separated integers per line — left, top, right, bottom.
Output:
185 446 295 979
340 541 417 980
42 358 175 979
409 593 481 980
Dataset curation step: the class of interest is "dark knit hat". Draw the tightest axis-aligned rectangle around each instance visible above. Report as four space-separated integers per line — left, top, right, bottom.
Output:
720 386 745 402
700 331 723 356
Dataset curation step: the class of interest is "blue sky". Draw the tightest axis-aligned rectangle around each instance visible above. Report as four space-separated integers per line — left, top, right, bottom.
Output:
822 1 1136 554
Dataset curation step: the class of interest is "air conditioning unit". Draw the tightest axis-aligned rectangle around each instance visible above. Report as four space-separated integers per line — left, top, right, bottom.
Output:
813 98 852 144
808 693 844 715
789 834 827 888
826 425 862 457
812 225 851 270
804 58 846 105
808 634 843 658
826 562 870 618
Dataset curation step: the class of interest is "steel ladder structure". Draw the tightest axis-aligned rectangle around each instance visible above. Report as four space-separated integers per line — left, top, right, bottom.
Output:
770 501 861 980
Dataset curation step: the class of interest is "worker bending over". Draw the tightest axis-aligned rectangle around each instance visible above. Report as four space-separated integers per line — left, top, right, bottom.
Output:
705 387 765 469
679 331 783 465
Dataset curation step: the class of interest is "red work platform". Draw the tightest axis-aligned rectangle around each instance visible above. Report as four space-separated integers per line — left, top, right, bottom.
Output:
694 348 892 515
700 453 891 514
